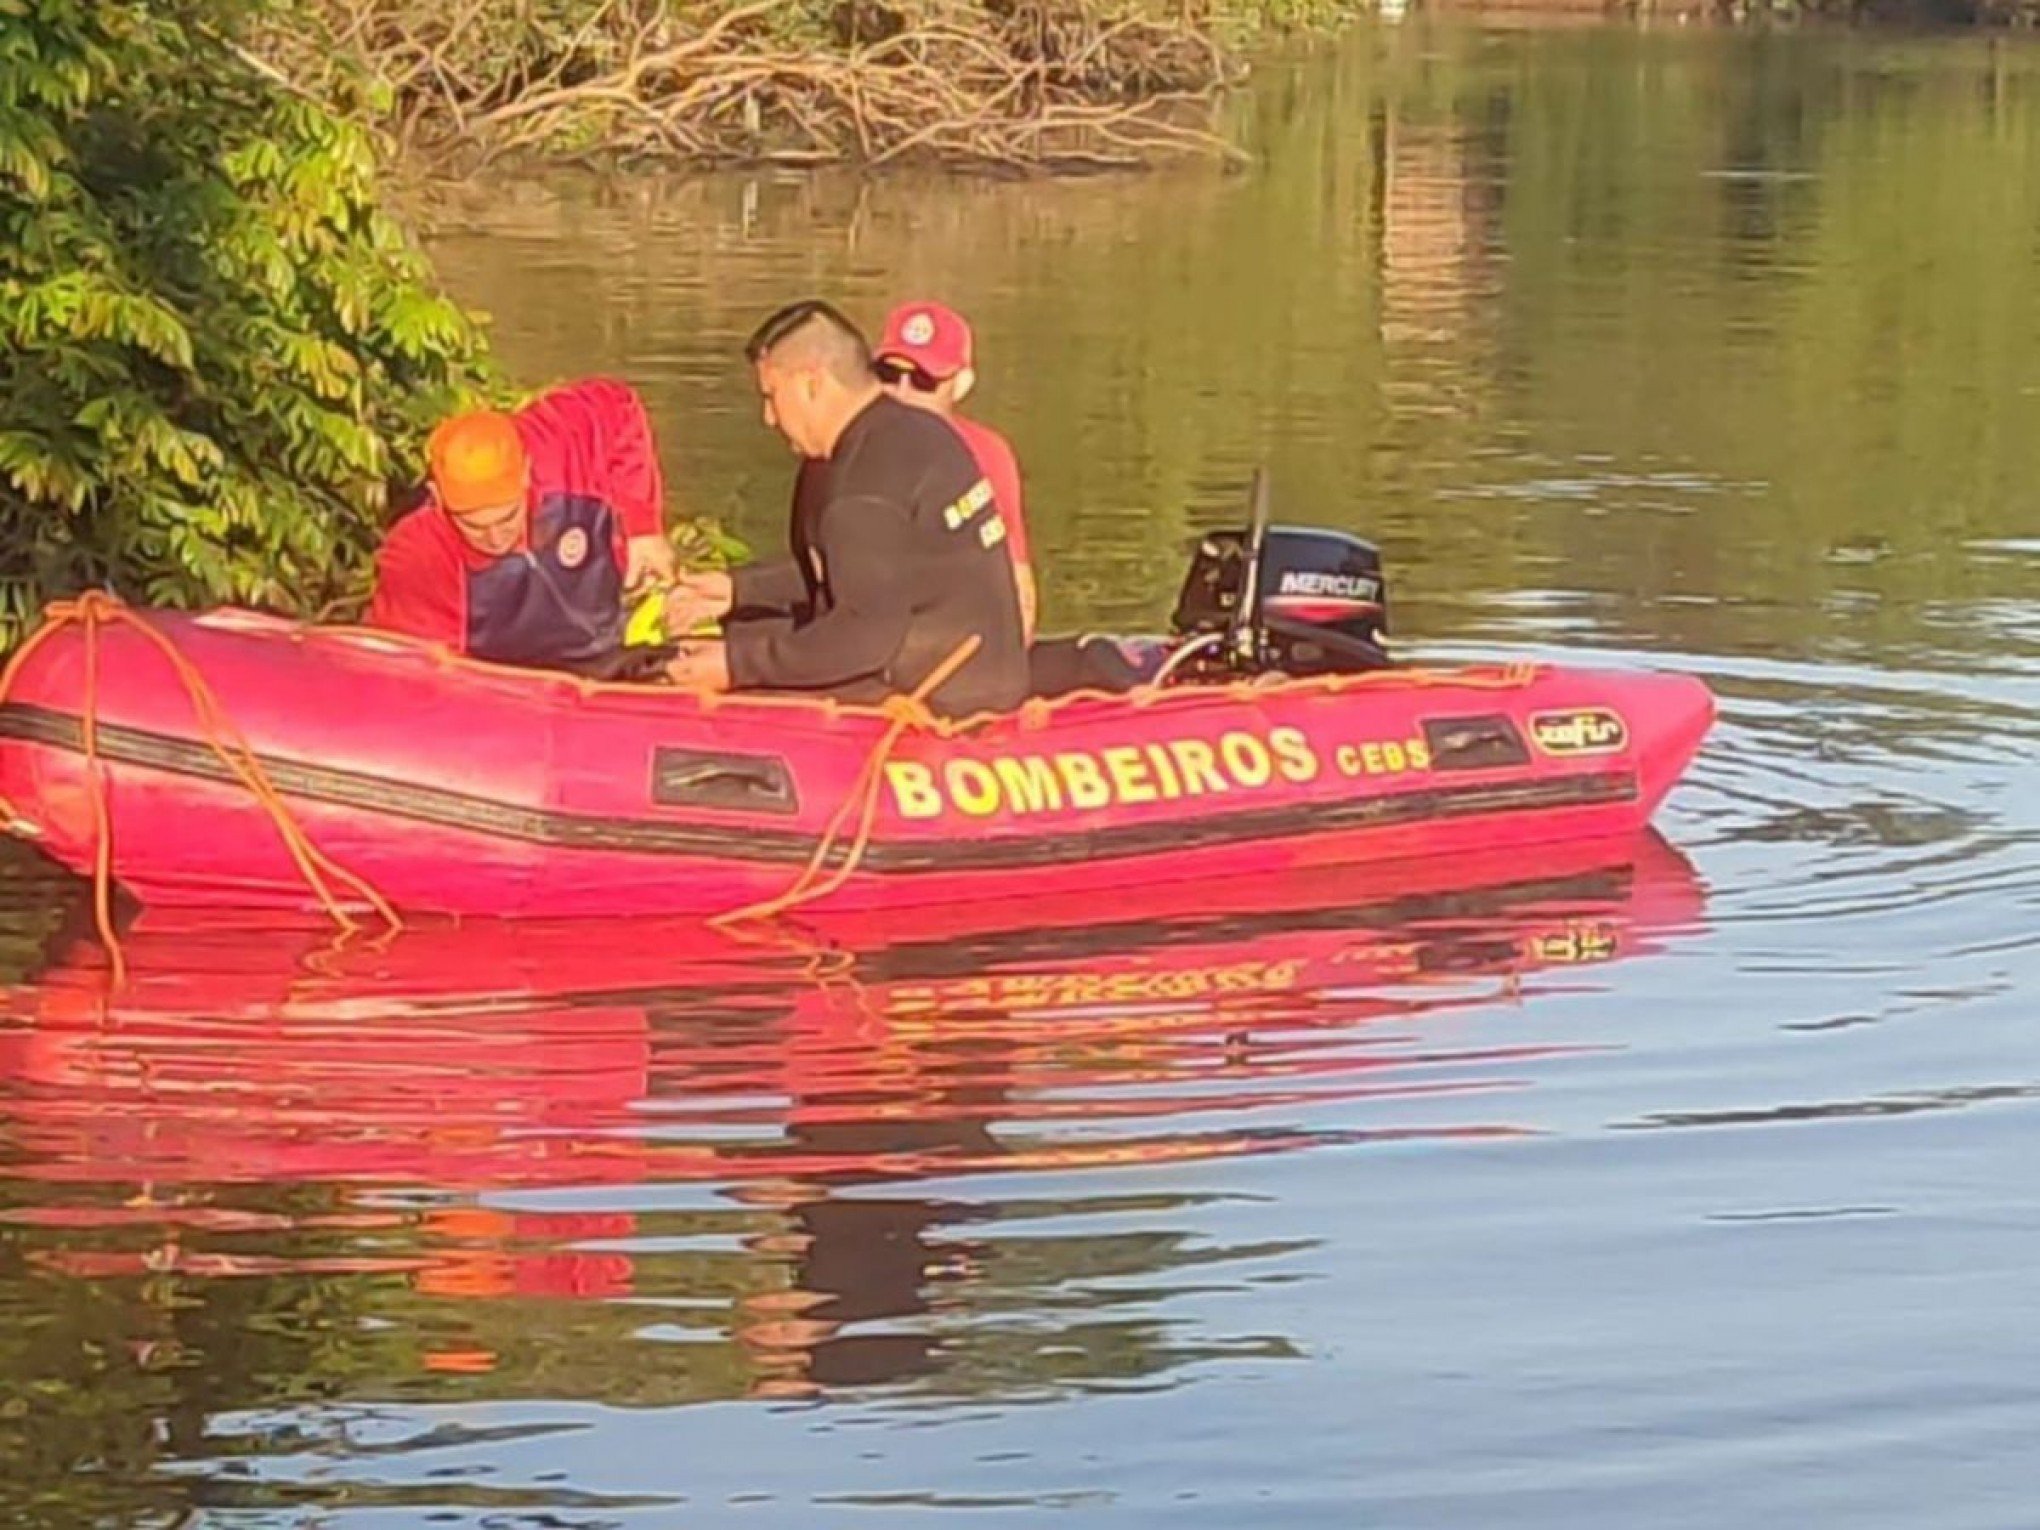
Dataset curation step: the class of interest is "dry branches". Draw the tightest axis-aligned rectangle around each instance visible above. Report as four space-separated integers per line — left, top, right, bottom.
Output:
264 0 1251 171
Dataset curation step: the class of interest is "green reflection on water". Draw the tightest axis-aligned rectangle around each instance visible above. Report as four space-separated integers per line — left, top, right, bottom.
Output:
427 21 2037 665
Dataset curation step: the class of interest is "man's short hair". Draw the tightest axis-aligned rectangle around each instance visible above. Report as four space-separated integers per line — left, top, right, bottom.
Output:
745 299 872 388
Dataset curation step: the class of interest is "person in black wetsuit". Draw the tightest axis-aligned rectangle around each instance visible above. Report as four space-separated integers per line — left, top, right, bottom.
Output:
663 301 1028 719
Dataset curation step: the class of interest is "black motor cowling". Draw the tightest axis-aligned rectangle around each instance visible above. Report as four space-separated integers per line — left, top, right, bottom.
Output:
1171 524 1390 677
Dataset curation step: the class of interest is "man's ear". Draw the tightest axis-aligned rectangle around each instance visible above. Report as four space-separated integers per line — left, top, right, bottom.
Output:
951 366 977 405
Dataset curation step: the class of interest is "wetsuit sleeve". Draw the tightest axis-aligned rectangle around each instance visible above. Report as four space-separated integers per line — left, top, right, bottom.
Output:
731 457 823 616
515 378 667 539
730 556 810 617
725 496 912 693
366 511 466 649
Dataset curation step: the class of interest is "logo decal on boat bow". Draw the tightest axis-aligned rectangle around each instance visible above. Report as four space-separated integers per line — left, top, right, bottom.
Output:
1529 709 1628 757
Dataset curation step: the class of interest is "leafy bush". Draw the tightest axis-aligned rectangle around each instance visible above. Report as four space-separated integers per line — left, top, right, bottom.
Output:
0 0 498 650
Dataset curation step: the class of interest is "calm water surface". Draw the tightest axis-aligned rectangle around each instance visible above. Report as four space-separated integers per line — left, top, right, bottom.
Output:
4 17 2039 1527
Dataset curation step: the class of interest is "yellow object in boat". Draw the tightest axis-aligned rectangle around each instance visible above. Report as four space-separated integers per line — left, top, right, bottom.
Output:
624 587 720 645
624 589 667 647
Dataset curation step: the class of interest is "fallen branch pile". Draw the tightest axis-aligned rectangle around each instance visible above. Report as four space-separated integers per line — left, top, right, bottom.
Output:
266 0 1251 169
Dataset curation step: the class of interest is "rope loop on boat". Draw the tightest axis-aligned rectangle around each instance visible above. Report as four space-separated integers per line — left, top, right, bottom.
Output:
706 642 1540 929
710 635 982 929
0 591 403 987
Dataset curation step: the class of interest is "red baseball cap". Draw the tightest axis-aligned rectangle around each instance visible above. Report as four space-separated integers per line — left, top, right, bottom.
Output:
877 301 973 380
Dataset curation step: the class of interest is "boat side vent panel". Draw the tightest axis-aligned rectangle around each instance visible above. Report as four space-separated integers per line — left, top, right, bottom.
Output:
1422 715 1531 771
651 748 801 815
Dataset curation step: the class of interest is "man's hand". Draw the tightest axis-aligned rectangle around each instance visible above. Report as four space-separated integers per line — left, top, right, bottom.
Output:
665 639 731 692
663 571 734 635
623 533 678 594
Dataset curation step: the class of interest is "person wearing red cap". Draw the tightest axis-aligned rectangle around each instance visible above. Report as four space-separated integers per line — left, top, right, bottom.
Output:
660 300 1028 718
870 301 1037 642
366 378 677 676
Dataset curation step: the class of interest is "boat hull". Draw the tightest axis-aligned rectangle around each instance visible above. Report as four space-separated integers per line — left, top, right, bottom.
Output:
0 610 1715 917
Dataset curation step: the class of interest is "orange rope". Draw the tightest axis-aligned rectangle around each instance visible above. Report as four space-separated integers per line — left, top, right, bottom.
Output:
81 610 121 989
706 644 1536 929
0 601 129 982
0 592 403 985
710 636 982 929
103 602 401 930
1018 656 1539 726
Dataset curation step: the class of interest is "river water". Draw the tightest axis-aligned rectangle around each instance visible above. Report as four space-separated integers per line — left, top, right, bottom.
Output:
4 15 2039 1527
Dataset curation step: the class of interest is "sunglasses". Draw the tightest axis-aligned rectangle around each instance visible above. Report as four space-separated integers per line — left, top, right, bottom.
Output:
874 356 942 391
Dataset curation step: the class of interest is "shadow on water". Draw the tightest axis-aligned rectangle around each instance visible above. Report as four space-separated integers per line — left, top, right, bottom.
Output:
0 832 1703 1520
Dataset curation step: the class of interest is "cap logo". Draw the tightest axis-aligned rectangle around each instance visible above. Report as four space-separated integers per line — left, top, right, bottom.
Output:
555 527 590 570
902 312 937 346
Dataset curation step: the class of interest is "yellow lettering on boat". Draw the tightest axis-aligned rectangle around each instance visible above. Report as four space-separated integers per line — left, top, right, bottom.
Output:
1333 734 1434 779
1144 742 1184 799
1102 745 1158 805
885 761 944 819
1170 738 1230 796
1270 726 1320 784
1056 752 1113 810
947 758 1002 817
994 755 1064 814
881 725 1429 821
1218 731 1274 787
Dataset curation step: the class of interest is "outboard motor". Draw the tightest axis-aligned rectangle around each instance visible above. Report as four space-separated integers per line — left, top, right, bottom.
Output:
1026 470 1391 700
1169 471 1391 678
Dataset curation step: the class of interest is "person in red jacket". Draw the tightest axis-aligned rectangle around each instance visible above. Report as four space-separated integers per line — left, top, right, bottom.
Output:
367 378 677 677
871 301 1037 641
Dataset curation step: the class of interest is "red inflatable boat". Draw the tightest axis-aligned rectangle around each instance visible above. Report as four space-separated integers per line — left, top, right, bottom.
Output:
0 584 1714 919
0 599 1712 919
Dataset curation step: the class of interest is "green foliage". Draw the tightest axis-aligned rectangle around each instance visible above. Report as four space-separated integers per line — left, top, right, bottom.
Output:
0 0 498 650
670 515 751 573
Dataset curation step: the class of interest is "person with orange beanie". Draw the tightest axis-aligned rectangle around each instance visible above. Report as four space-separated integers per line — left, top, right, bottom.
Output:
367 378 677 676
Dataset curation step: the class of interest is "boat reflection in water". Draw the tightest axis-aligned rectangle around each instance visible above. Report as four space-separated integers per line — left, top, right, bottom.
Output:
0 834 1705 1406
